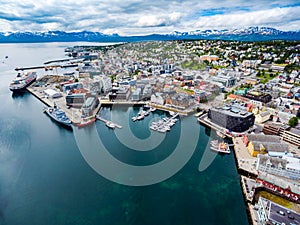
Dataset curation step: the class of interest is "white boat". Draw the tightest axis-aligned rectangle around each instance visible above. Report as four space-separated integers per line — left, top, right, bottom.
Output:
150 125 158 131
210 141 230 154
132 116 138 122
106 121 116 129
137 115 145 120
150 107 156 112
9 71 37 92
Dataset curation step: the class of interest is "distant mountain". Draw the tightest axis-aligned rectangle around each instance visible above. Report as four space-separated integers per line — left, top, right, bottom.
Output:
0 27 299 43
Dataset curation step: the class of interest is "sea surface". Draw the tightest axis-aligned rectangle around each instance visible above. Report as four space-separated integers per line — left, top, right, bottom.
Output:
0 42 249 225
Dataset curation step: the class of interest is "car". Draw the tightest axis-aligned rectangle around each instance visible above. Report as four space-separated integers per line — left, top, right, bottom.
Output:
278 210 285 216
288 215 294 220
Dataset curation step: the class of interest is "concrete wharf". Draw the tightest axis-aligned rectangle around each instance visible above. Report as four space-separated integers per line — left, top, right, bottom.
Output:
15 64 78 71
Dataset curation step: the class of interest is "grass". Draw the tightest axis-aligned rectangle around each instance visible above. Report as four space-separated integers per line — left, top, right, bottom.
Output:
181 60 206 70
256 72 276 84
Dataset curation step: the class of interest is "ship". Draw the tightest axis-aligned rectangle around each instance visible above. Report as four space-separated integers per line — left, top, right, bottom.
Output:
9 71 37 92
43 104 72 127
210 140 231 154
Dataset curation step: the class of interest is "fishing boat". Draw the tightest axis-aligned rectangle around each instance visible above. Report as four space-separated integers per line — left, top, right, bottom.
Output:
210 140 230 154
43 104 72 127
9 71 37 92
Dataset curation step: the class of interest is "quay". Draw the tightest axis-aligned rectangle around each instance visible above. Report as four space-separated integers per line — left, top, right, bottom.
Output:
26 85 100 125
15 64 78 71
95 115 123 129
197 113 232 138
44 59 71 64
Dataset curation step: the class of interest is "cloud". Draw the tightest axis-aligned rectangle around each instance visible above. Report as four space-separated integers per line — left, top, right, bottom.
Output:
136 12 181 27
0 0 299 35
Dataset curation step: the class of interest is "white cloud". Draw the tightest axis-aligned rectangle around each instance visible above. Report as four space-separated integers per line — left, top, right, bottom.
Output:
0 0 299 35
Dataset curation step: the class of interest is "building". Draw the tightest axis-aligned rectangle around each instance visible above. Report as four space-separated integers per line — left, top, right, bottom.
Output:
256 154 299 180
210 74 236 87
207 104 255 132
44 89 62 98
151 93 164 105
243 134 283 157
243 91 272 104
282 128 300 147
109 85 131 101
263 123 300 148
255 111 271 124
262 122 289 136
66 93 87 108
81 95 99 116
93 75 112 93
132 88 141 101
62 82 84 93
256 197 300 225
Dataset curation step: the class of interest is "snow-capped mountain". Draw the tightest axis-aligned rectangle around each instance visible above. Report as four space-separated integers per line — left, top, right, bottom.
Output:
171 27 294 36
0 27 299 43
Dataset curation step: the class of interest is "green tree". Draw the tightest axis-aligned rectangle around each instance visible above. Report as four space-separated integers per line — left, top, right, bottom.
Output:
288 117 298 127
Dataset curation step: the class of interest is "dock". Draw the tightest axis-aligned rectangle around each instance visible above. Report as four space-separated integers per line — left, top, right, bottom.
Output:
15 64 78 71
95 115 123 129
232 136 258 177
27 84 100 125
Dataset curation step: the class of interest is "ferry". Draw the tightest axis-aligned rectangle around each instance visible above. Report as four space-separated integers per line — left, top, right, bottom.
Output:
9 71 37 92
43 104 72 127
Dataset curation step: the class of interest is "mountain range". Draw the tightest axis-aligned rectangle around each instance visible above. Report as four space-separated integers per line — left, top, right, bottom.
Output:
0 27 300 43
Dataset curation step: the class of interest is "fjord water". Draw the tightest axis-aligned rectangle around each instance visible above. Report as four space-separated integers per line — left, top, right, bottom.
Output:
0 43 249 225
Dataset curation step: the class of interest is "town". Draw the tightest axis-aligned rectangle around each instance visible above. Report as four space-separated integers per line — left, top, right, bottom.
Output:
11 39 300 225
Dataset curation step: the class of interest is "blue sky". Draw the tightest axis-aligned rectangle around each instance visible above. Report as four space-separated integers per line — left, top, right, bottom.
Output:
0 0 300 35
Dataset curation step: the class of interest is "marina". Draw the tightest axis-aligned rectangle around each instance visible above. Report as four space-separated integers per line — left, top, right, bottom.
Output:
149 113 179 133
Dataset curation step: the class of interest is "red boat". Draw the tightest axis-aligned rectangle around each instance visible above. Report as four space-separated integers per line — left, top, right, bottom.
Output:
77 117 96 128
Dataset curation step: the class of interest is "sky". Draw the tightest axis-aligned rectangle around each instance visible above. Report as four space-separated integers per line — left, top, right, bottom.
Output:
0 0 300 35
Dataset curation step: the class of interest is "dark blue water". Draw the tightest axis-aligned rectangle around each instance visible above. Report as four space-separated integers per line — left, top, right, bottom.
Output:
0 43 249 225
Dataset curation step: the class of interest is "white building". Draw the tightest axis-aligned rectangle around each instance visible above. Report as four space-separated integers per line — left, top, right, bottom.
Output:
44 89 62 98
256 154 300 180
151 93 164 105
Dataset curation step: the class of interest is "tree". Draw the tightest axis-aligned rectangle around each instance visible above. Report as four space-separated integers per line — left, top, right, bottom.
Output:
288 117 298 127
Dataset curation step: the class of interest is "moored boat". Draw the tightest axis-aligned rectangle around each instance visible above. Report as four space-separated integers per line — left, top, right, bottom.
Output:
9 71 37 92
43 104 72 127
210 140 230 154
106 121 116 129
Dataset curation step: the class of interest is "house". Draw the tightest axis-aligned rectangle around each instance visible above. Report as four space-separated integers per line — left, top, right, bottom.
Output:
255 111 271 124
243 134 282 157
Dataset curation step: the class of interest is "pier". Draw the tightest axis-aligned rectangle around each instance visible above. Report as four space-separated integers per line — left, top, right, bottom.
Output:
15 64 78 71
95 115 123 129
